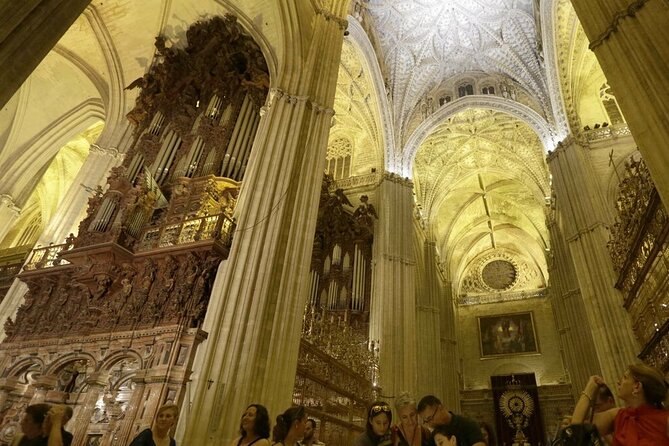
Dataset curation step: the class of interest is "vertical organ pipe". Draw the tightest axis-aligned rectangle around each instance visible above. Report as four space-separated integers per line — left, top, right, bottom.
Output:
237 110 260 180
221 95 251 178
226 97 253 178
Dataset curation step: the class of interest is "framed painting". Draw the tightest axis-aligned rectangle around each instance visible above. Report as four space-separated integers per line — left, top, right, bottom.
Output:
478 312 538 358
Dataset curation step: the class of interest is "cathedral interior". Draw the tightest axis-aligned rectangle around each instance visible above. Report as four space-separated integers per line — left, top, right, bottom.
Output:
0 0 668 445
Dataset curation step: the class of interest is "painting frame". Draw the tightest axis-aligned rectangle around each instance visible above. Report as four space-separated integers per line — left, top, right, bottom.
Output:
478 311 539 358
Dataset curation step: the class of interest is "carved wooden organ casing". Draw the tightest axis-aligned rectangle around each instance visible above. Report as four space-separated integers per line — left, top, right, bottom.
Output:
0 15 269 446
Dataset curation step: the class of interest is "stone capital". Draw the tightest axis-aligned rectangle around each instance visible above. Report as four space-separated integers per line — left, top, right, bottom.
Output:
89 144 124 160
0 194 21 215
34 374 59 390
86 371 110 387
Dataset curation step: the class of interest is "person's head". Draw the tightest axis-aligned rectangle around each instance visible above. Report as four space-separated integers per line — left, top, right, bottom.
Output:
417 395 448 428
395 392 418 429
432 426 454 446
594 384 615 413
272 405 307 442
479 422 494 446
154 404 179 433
303 418 317 441
366 401 392 438
618 363 668 407
21 404 50 439
240 404 270 438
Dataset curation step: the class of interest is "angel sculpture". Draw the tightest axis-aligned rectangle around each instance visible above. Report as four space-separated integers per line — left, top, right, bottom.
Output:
353 195 378 229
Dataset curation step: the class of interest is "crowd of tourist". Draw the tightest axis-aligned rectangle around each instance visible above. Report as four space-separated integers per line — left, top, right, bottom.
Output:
11 361 668 445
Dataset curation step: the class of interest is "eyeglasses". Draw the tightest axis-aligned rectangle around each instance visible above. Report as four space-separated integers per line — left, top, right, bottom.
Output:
422 405 440 424
371 404 391 414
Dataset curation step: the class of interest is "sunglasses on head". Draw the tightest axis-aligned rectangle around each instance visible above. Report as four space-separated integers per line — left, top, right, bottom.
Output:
371 404 391 414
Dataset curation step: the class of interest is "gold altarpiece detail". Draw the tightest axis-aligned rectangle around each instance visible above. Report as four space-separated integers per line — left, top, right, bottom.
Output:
608 157 669 371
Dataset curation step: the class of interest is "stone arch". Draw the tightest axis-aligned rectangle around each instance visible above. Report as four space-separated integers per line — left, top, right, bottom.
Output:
3 357 45 380
44 352 97 375
402 96 556 177
98 350 144 372
346 17 393 168
0 99 105 206
539 0 570 140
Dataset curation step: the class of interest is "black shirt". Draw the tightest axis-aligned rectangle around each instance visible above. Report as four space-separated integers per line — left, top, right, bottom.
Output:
427 412 484 446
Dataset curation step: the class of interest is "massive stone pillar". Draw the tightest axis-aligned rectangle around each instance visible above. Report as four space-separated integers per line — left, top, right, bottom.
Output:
0 195 21 244
369 174 417 398
548 137 638 384
181 4 349 444
439 277 460 411
0 0 91 108
37 143 124 245
547 212 601 397
415 236 445 400
569 0 669 207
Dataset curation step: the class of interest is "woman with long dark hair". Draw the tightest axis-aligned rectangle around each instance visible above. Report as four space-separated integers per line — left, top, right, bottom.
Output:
229 404 270 446
272 406 307 446
354 401 393 446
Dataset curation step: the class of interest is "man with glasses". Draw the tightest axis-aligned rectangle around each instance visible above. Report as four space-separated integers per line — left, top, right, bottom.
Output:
417 395 485 446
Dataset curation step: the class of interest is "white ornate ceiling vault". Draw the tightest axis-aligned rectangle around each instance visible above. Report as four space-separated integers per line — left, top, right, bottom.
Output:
365 0 552 148
413 108 550 291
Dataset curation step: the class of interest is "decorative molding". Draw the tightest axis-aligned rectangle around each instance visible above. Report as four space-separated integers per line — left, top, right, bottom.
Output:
458 288 548 306
0 195 21 216
589 0 650 50
89 144 123 160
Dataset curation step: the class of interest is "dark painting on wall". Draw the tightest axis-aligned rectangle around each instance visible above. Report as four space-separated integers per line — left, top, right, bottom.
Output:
478 312 538 358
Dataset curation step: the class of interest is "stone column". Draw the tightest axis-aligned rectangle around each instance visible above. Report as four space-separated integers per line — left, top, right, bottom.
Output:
415 236 444 400
439 276 460 412
548 137 638 385
569 0 669 207
0 0 92 108
0 377 19 418
37 143 124 245
181 4 349 444
547 213 601 397
0 195 21 244
369 173 417 398
29 375 58 404
71 372 107 446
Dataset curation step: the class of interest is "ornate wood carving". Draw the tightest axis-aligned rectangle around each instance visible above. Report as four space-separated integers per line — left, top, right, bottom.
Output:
608 157 669 370
0 15 269 446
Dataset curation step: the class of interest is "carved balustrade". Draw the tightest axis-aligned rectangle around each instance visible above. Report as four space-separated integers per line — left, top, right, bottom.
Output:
583 123 631 143
137 213 234 251
22 243 72 271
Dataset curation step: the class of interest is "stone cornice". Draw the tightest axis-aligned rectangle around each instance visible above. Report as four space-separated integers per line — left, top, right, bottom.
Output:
382 171 413 187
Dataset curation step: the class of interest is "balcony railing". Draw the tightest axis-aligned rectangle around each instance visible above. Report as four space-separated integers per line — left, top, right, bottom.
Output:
23 243 73 271
136 213 235 251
